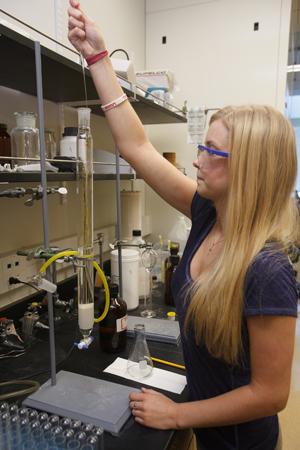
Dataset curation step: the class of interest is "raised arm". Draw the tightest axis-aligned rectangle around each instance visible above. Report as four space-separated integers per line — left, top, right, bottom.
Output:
68 0 196 217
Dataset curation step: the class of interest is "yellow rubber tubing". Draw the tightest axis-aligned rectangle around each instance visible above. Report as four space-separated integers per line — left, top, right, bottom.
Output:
39 250 110 323
93 261 110 323
39 250 80 274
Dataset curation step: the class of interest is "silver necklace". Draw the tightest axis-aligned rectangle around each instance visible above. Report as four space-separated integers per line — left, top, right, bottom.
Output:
208 237 224 254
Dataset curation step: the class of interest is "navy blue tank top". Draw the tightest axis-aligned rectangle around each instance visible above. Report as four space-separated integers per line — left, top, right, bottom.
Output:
172 192 298 450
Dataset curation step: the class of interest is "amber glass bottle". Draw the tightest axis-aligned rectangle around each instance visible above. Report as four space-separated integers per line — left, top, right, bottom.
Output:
99 283 127 353
164 254 180 306
0 123 11 165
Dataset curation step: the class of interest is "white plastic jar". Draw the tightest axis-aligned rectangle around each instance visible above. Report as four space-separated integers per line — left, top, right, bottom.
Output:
60 127 77 157
111 249 139 310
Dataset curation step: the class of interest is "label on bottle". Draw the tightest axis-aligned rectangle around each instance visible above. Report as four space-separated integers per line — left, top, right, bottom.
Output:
116 314 128 332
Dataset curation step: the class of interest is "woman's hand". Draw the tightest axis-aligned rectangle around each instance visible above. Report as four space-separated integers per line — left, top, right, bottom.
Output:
129 388 179 430
68 0 106 58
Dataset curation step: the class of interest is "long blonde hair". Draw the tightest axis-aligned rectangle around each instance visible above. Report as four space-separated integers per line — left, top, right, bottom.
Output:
185 105 299 365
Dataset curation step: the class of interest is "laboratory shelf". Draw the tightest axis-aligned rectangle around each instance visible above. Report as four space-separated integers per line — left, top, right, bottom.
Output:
0 23 186 125
0 172 135 183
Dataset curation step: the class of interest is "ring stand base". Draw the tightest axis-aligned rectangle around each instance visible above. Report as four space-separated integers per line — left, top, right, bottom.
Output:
23 370 138 435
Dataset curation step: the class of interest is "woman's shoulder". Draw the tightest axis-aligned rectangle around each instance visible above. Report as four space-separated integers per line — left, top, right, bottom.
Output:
191 191 215 222
244 246 298 317
248 246 293 277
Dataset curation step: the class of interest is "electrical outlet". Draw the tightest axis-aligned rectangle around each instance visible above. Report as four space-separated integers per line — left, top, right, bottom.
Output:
0 254 40 295
2 255 23 293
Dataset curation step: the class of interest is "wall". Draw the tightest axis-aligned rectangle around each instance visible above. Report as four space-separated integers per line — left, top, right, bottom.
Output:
145 0 292 241
286 0 300 192
146 0 290 108
292 119 300 191
0 0 146 308
286 96 300 190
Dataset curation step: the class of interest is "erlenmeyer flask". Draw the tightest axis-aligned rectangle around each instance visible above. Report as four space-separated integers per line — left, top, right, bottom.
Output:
127 324 153 379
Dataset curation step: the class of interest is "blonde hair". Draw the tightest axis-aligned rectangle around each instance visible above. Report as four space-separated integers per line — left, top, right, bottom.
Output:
185 105 299 365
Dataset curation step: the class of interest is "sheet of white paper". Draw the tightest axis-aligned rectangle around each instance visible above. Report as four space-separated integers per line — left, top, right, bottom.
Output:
103 357 186 394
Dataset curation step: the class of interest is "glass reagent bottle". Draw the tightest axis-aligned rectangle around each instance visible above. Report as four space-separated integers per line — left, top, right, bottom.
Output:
99 283 127 353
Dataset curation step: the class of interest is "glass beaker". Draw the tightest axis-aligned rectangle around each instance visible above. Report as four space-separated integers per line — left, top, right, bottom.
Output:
140 247 157 318
127 324 153 379
11 112 39 167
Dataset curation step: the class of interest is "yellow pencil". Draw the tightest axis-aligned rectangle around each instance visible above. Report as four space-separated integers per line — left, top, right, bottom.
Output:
151 357 185 370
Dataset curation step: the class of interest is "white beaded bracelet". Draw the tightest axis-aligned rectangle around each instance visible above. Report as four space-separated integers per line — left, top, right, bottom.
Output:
101 93 128 112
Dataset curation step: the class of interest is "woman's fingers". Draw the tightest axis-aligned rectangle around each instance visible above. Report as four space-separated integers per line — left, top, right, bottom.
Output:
68 5 83 20
68 27 85 40
70 0 80 7
68 16 85 30
129 389 161 407
68 27 86 50
130 400 144 410
135 417 144 424
141 387 160 395
129 392 144 402
132 408 143 417
130 399 146 424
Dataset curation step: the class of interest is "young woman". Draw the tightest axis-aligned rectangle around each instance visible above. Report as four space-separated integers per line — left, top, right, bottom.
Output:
68 2 299 449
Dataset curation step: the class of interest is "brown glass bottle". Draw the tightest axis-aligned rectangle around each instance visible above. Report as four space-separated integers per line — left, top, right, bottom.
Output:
0 123 11 165
99 283 127 353
164 254 180 306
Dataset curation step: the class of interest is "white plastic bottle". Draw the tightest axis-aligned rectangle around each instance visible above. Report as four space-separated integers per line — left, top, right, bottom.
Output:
131 230 150 299
168 215 190 256
60 127 78 157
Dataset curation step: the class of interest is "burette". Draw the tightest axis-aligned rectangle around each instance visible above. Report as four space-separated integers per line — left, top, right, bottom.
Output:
38 108 110 340
76 107 95 338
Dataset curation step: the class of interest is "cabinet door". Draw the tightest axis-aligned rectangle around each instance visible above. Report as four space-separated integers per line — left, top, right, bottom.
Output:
0 0 76 58
0 1 54 38
0 0 146 69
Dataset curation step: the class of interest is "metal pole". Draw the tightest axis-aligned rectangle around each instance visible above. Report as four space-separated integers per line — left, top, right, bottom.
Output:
34 41 56 386
115 148 123 298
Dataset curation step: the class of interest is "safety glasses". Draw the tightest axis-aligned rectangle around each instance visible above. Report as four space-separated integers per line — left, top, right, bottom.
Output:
197 144 229 158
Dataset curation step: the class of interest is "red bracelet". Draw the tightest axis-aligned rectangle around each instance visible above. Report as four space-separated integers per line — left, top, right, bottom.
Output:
85 50 108 67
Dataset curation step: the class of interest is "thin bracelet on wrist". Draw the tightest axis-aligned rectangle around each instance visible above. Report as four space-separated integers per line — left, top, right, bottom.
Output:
85 50 108 67
101 93 128 112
